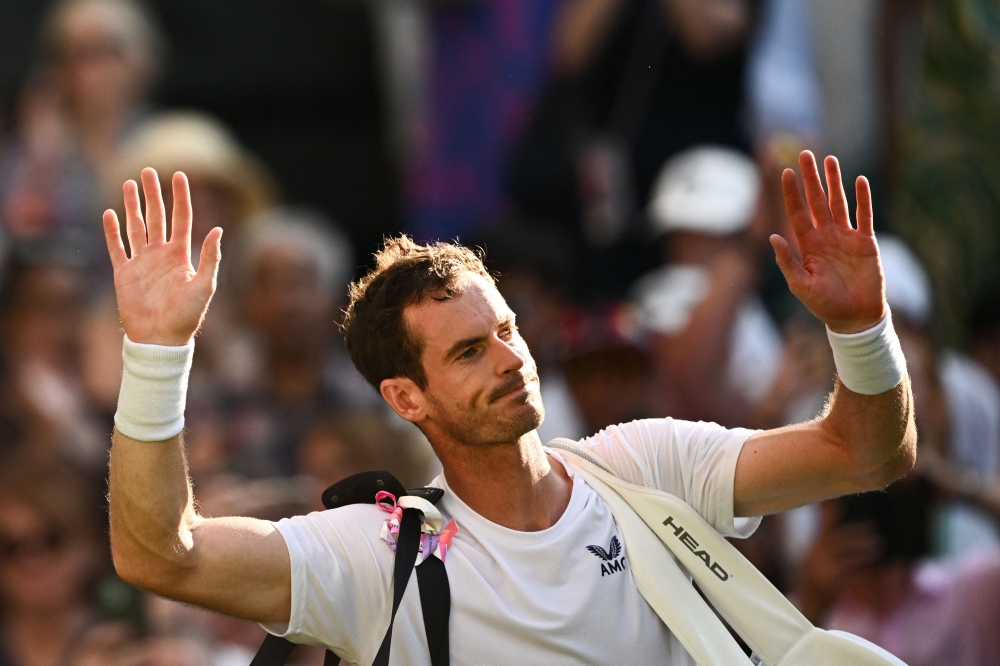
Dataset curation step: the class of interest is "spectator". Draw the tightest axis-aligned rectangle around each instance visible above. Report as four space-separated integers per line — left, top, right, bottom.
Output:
0 244 105 469
0 460 107 666
219 208 380 478
630 145 783 425
112 111 278 255
511 0 819 299
878 236 1000 556
796 476 1000 666
558 302 651 435
0 0 163 267
400 0 563 242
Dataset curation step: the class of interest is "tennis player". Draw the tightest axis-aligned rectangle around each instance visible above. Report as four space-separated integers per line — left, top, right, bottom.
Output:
104 150 915 665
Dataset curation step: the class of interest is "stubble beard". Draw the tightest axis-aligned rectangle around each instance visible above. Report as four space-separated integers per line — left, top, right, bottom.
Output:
430 380 545 447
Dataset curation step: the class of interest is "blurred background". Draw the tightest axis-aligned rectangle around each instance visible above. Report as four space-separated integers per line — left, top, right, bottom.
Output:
0 0 998 664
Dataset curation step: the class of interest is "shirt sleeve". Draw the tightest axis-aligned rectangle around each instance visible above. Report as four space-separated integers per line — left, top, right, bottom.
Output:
260 504 394 662
579 418 761 538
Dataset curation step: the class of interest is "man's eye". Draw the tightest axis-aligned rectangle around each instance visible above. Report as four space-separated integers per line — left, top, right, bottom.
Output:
457 348 477 360
500 325 516 339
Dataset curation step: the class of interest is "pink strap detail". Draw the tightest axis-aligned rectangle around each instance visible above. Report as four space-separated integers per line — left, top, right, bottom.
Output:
438 519 458 548
375 491 397 512
377 491 458 562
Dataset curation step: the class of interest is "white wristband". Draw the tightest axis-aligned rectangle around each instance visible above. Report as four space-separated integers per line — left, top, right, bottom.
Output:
114 335 194 441
826 310 907 395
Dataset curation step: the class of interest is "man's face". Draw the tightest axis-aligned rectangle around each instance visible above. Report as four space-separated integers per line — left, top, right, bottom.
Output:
404 273 544 446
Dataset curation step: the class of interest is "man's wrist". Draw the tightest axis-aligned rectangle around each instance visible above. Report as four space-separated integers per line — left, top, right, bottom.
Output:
826 310 907 395
826 315 885 335
114 334 194 442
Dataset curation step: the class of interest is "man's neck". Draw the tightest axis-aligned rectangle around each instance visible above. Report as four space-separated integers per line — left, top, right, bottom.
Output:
438 430 573 532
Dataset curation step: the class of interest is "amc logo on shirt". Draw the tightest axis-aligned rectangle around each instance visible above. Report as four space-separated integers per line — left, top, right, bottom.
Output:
586 536 627 576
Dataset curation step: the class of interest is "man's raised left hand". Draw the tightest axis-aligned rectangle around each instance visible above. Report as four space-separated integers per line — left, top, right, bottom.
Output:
771 151 885 334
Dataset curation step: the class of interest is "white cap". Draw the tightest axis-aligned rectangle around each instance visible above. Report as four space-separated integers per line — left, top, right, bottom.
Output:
879 235 932 327
648 145 761 236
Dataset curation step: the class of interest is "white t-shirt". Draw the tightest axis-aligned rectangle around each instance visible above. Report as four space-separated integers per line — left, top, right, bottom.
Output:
265 418 759 665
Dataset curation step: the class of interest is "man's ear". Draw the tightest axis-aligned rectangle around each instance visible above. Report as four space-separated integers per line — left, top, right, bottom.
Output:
380 377 428 424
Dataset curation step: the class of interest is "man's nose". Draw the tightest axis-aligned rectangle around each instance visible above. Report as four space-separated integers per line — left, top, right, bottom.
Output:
492 335 526 374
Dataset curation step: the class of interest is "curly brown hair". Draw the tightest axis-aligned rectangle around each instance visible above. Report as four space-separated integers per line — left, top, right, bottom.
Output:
342 236 494 390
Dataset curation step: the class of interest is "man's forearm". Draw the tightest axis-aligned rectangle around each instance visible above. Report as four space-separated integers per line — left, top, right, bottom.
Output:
102 170 291 622
820 377 917 487
109 429 200 591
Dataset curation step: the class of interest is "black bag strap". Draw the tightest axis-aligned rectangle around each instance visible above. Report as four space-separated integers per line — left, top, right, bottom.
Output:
249 473 450 666
371 506 422 666
249 634 296 666
416 555 451 666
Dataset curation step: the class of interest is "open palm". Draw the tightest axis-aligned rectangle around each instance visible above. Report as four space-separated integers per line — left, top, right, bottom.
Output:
103 169 222 346
771 151 886 334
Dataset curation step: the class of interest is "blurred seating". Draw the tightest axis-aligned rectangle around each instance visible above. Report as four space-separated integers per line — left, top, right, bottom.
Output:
0 3 994 663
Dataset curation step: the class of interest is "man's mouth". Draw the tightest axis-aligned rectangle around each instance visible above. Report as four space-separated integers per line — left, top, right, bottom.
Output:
488 374 538 403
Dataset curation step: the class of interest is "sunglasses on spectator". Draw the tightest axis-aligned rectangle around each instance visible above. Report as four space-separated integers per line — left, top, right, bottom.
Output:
0 529 67 561
61 39 127 64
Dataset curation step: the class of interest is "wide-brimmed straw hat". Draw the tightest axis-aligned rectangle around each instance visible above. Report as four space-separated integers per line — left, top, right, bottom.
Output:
114 110 279 221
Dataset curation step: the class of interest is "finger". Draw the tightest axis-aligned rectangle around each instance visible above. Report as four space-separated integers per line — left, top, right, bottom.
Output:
170 171 193 250
856 176 874 236
824 156 851 228
122 180 146 250
103 209 129 268
781 168 814 240
195 227 223 295
140 167 167 244
798 150 834 226
770 234 809 291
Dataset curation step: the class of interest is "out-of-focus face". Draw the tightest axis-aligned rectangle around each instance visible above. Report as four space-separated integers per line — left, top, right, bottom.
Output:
2 265 83 367
402 273 544 447
158 178 241 254
55 2 147 121
0 501 92 615
243 246 332 354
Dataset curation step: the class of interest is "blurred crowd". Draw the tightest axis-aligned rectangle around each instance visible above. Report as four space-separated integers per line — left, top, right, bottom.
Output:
0 0 997 664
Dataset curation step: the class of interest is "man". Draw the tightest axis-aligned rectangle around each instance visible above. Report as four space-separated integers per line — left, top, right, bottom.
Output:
103 151 915 665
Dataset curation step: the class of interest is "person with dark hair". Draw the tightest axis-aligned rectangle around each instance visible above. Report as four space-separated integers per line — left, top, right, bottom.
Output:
102 153 915 664
0 460 104 666
558 302 652 435
795 476 1000 666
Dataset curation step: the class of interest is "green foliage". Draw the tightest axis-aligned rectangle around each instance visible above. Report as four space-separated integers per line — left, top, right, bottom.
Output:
895 0 1000 345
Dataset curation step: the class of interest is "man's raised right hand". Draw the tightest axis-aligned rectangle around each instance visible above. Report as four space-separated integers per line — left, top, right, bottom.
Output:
103 168 222 346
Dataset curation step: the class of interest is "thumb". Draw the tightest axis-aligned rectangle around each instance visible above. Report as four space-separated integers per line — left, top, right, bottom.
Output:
770 234 808 292
195 227 223 294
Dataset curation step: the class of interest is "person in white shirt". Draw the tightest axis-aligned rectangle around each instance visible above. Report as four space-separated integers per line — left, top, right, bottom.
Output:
632 145 784 425
102 150 915 665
